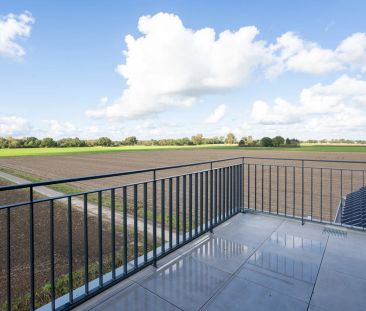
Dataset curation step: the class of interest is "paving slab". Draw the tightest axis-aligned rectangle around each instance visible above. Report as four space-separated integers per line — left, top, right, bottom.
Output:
203 276 308 311
141 256 231 310
310 267 366 311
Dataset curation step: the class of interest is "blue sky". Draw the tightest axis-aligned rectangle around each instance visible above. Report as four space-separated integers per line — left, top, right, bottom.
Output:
1 0 366 140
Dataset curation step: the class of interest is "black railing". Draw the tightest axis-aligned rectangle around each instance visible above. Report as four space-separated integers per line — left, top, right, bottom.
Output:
0 156 366 310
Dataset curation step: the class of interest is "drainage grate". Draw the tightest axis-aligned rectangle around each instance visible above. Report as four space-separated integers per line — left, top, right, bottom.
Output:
323 227 347 238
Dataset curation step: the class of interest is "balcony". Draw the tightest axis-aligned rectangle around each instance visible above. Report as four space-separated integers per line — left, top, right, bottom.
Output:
74 212 366 311
1 156 366 311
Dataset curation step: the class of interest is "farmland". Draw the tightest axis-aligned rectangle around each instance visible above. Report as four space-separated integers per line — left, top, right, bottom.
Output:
1 144 366 157
1 148 366 310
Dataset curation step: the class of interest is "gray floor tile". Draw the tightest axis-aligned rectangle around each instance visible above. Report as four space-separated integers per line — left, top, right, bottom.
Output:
90 283 180 311
204 276 308 311
276 220 329 241
187 236 255 273
311 267 366 311
237 264 314 302
247 247 320 284
141 256 231 310
213 225 271 248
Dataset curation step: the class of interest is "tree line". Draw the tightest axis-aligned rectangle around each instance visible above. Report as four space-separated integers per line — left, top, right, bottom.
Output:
0 133 302 149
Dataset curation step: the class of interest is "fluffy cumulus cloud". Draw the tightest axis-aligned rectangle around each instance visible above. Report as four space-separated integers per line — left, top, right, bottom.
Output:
86 12 268 119
0 116 32 136
205 104 227 123
267 32 366 78
0 11 34 58
249 75 366 136
86 12 366 121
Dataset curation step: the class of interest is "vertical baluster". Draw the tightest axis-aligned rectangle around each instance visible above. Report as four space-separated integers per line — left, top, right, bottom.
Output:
200 172 204 231
176 177 180 244
219 168 222 222
330 169 333 223
320 168 323 222
277 166 279 215
123 187 128 275
262 165 264 212
293 167 295 217
153 173 157 263
6 206 11 311
311 168 313 221
169 178 173 249
269 166 272 213
255 164 257 211
83 194 89 295
183 175 187 241
97 192 102 288
68 196 74 301
29 186 35 310
50 200 55 310
301 160 304 225
205 171 208 230
247 164 250 209
214 169 218 223
194 174 198 236
161 180 165 253
285 167 287 216
111 189 116 279
189 174 193 239
143 183 148 262
210 167 213 231
133 185 138 268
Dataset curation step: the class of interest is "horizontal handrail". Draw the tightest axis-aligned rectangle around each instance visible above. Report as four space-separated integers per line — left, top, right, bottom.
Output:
1 155 366 192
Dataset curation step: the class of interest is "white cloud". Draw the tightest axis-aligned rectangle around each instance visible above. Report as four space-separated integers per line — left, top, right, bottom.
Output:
249 75 366 137
0 11 34 58
267 32 366 78
205 104 227 123
86 12 268 119
251 98 301 125
86 13 366 120
336 33 366 72
0 116 32 137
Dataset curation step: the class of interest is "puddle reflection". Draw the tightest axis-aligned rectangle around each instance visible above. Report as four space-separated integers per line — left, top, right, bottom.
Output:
248 250 319 283
269 232 325 254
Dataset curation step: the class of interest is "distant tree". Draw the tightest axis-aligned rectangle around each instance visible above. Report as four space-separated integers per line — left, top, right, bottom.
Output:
41 137 57 147
224 133 237 144
24 137 41 148
122 136 138 145
261 137 273 147
95 137 112 147
238 139 245 147
272 136 285 147
191 134 204 145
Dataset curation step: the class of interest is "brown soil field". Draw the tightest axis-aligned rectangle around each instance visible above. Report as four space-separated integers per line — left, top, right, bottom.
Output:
1 149 366 309
0 149 365 222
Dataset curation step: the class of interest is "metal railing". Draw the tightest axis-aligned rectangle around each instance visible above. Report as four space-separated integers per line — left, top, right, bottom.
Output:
1 156 366 310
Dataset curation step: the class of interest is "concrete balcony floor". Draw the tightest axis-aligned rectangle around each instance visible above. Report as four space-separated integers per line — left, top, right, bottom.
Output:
75 212 366 311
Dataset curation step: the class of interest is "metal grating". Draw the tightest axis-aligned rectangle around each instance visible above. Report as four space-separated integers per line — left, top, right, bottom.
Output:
323 227 347 238
341 186 366 228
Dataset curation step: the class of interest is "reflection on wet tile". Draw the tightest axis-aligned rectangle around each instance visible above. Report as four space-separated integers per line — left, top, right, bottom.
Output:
248 249 319 283
269 232 325 254
93 283 179 311
142 256 230 310
188 236 254 273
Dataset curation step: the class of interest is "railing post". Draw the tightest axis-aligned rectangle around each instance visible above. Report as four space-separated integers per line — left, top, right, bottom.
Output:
302 160 305 225
210 162 213 233
153 169 157 267
241 157 245 213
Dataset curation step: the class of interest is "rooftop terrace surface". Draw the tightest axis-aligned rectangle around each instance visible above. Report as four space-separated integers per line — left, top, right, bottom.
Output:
75 212 366 311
